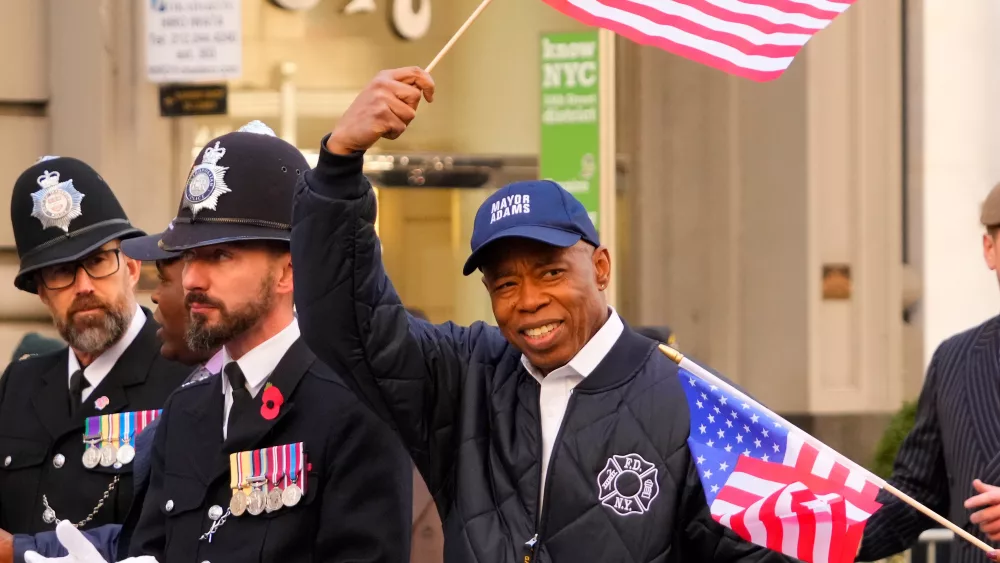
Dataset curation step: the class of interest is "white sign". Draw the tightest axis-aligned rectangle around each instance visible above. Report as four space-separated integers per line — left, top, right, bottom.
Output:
146 0 242 83
341 0 431 41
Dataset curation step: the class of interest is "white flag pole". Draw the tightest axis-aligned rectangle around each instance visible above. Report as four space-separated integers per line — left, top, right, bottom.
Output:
658 344 994 554
425 0 495 73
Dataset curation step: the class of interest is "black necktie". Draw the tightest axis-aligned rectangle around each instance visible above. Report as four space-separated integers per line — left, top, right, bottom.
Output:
225 362 252 431
69 369 89 416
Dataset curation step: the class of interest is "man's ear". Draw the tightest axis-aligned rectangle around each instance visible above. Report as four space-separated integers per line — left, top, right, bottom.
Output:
593 246 611 290
124 256 142 289
276 255 294 295
985 233 997 271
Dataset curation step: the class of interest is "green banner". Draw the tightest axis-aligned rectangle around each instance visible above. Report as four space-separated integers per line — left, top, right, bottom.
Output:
539 30 601 227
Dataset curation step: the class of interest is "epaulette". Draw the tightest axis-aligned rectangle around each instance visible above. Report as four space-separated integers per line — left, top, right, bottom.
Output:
179 368 218 389
13 347 66 365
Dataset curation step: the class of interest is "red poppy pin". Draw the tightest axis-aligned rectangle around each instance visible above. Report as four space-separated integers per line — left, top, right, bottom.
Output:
261 383 284 420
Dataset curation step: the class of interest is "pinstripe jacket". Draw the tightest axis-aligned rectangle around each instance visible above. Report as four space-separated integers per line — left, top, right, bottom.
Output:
858 316 1000 563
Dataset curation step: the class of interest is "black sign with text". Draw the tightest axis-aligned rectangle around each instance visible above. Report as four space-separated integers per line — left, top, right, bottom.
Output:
159 84 228 117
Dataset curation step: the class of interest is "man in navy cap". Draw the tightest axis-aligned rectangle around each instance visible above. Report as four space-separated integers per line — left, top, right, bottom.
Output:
0 156 190 542
289 68 796 563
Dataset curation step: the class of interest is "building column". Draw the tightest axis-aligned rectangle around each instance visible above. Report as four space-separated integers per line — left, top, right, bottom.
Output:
912 0 1000 370
621 0 903 462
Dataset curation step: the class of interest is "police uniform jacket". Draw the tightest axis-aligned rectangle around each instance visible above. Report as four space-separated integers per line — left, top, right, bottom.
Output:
128 337 413 563
289 142 798 563
0 309 190 534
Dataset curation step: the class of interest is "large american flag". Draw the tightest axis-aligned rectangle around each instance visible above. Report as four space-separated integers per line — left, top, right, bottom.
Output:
539 0 859 81
680 367 882 563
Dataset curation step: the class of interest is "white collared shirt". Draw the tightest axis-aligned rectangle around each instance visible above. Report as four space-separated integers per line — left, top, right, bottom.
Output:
67 304 146 402
220 319 300 439
521 308 624 511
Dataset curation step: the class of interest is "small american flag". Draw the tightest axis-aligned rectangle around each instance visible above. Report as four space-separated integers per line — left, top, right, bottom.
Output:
680 367 882 563
539 0 859 81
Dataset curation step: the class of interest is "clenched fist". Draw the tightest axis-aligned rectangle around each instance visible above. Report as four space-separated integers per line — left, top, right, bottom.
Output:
326 67 436 155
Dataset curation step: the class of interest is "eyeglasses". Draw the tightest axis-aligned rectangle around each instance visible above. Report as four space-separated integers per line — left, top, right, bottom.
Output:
38 249 122 290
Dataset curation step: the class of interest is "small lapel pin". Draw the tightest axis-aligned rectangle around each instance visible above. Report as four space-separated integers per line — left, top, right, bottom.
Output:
94 396 110 410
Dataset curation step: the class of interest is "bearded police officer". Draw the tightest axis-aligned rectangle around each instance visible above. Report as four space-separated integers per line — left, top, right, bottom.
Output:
0 157 190 539
290 69 798 563
8 229 224 563
117 122 411 563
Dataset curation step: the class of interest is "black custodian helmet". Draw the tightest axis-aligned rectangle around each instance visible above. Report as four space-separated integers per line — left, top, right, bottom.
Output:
10 156 144 293
159 121 309 252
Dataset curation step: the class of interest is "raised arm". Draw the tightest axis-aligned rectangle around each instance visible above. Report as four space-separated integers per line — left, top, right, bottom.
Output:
290 68 497 491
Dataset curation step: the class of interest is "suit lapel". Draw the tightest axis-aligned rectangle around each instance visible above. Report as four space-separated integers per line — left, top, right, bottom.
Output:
30 353 75 439
964 317 1000 477
179 375 228 485
36 311 161 440
221 338 314 456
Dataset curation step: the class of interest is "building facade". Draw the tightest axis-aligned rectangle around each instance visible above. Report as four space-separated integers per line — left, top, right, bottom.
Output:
0 0 997 474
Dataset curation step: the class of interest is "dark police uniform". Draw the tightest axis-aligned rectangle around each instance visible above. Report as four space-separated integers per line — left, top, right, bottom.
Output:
0 156 190 535
128 122 412 563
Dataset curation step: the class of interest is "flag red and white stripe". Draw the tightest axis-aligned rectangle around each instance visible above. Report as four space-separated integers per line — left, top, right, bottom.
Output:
539 0 859 81
710 435 882 563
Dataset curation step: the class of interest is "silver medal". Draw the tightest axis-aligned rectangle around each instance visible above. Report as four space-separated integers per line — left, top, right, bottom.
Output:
116 444 135 465
282 483 302 507
99 444 117 467
82 446 101 469
266 488 283 513
247 487 266 516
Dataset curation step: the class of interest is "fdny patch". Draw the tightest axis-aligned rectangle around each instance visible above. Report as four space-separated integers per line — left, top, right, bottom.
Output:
183 141 230 217
30 169 85 233
597 453 659 516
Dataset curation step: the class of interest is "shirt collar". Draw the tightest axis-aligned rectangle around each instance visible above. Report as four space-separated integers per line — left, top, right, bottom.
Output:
67 304 146 388
204 349 225 374
521 307 624 383
221 318 301 397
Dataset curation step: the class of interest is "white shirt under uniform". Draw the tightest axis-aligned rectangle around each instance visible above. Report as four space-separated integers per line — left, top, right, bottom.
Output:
67 304 146 402
220 318 300 439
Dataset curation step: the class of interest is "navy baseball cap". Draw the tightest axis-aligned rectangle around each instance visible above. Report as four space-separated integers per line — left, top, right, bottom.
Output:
121 226 179 262
462 180 600 276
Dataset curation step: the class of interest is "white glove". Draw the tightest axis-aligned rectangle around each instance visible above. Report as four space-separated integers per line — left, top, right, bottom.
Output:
23 521 158 563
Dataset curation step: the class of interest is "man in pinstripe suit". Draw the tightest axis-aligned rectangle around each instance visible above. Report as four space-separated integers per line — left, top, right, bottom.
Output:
857 183 1000 563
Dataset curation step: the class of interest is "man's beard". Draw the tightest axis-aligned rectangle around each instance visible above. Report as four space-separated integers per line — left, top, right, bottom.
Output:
185 275 275 352
54 293 132 355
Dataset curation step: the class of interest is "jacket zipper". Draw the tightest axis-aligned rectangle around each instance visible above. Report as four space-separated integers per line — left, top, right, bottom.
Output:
524 389 579 563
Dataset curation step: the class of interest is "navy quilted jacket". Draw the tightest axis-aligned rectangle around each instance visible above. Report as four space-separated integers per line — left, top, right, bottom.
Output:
290 137 797 563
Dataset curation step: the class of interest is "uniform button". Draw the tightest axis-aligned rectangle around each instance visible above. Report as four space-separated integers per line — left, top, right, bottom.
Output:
3 456 10 467
52 454 65 468
208 505 223 520
165 500 174 512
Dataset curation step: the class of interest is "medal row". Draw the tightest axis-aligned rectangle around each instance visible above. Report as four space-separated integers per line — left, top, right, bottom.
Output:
229 442 307 517
82 410 161 469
